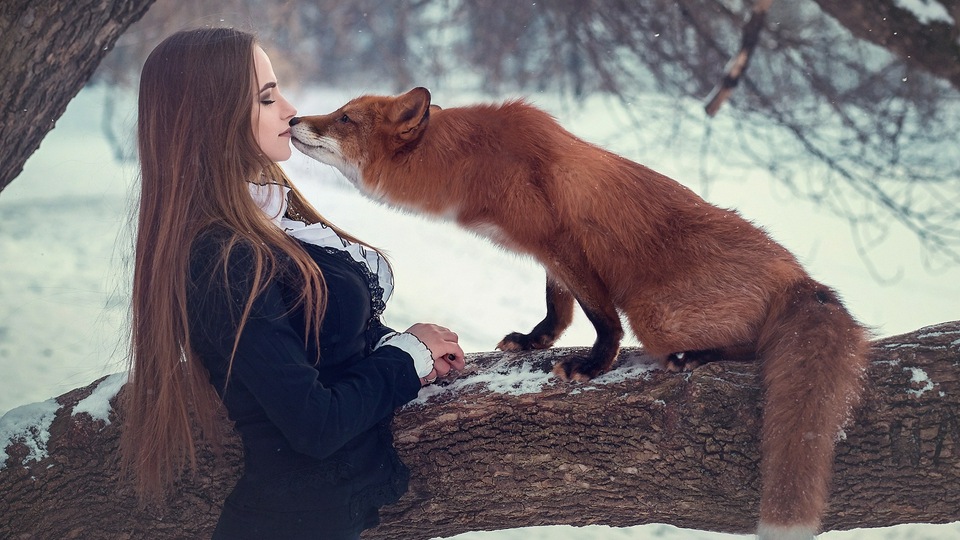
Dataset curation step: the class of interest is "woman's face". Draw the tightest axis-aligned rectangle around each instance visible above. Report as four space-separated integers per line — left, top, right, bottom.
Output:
252 46 297 162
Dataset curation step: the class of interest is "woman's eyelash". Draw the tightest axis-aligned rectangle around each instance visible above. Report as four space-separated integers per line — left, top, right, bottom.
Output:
260 99 275 105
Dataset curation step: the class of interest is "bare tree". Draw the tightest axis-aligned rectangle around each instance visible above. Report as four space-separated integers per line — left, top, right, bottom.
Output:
0 0 155 193
3 0 957 266
84 0 960 270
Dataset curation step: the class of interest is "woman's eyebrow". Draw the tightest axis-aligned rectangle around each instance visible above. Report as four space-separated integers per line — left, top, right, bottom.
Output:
259 82 277 93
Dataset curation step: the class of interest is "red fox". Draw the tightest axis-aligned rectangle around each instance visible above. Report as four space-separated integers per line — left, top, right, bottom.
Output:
290 87 870 539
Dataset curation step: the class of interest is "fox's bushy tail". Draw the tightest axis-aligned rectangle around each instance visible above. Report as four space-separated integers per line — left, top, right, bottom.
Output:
755 277 870 539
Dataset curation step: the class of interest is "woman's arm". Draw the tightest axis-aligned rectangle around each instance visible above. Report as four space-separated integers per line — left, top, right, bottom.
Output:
187 235 424 460
376 325 465 384
222 292 422 458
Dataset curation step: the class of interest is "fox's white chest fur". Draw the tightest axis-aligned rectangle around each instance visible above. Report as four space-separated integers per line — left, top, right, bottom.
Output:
468 221 525 253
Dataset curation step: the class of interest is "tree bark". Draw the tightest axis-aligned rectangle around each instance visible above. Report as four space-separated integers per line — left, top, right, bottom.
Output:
0 0 155 194
2 321 958 539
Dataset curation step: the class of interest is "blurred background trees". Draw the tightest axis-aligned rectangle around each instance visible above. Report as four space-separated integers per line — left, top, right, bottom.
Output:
67 0 960 267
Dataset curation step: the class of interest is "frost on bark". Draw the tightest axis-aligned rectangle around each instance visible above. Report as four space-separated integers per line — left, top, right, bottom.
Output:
0 0 155 193
1 321 958 539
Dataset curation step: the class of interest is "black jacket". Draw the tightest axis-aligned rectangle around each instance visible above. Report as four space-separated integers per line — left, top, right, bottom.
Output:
187 226 421 538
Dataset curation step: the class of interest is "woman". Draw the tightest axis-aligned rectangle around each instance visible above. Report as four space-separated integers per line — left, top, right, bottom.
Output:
119 27 465 540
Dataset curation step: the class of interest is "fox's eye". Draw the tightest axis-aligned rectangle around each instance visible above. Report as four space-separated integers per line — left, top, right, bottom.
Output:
339 114 350 123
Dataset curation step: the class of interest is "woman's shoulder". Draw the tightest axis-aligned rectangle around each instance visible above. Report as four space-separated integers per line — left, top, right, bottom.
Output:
191 224 259 261
189 225 257 280
189 225 297 284
193 223 237 249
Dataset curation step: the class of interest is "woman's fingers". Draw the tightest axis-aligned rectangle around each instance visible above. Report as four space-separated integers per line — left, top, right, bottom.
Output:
436 343 465 373
443 351 466 371
406 323 466 385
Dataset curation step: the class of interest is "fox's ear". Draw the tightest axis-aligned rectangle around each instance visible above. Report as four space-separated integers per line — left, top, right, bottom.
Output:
391 87 432 145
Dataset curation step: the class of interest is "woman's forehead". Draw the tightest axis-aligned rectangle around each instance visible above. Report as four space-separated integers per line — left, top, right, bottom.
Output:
253 46 277 88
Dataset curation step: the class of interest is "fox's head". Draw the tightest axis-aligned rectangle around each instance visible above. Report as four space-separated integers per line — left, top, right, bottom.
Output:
290 87 436 192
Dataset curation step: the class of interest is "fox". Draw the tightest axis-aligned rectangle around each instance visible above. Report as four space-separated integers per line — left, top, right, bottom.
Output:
289 87 871 539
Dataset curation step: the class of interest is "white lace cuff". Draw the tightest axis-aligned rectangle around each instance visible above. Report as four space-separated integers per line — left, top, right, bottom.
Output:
375 332 434 378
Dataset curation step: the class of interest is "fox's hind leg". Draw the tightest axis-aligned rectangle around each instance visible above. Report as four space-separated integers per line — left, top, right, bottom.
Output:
664 349 725 372
665 343 757 372
498 277 574 351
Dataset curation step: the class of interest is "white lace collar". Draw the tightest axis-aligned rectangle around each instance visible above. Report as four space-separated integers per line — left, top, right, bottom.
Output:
248 182 394 303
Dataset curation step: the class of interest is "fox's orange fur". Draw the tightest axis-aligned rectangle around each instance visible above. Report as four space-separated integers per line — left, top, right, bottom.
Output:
290 87 870 539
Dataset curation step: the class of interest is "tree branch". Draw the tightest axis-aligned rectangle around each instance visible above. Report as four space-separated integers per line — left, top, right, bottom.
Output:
2 322 958 538
704 0 773 116
812 0 960 92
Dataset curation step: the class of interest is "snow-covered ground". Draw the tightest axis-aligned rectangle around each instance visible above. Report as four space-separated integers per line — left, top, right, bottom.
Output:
1 85 958 539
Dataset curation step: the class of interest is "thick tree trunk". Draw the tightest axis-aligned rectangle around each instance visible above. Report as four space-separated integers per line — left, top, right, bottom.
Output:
1 321 958 539
0 0 155 194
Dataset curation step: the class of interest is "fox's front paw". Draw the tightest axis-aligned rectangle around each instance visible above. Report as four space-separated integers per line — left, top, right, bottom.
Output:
552 355 609 382
497 331 556 352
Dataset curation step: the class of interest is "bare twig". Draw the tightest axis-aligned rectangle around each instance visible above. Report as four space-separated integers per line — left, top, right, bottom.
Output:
704 0 774 116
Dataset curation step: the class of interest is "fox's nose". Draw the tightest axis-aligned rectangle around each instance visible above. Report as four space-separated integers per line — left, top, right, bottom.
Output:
289 117 301 126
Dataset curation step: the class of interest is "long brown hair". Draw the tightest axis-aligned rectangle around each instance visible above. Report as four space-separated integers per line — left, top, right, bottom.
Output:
119 27 338 502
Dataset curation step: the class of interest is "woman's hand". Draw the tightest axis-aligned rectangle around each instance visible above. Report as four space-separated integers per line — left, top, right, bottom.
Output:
405 323 465 386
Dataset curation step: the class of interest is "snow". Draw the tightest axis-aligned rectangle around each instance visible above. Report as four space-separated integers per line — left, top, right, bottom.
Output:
441 523 740 540
894 0 954 25
2 85 960 538
917 331 960 339
0 398 59 470
756 523 817 540
413 357 555 404
916 326 960 340
589 353 659 385
441 523 960 540
905 367 935 397
412 350 657 405
0 372 127 470
72 371 127 424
